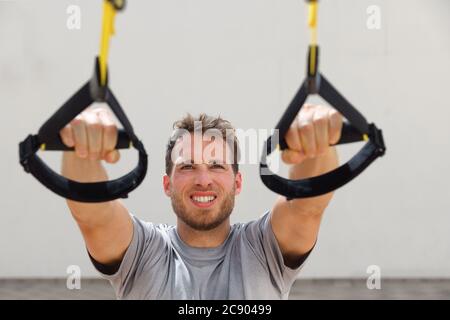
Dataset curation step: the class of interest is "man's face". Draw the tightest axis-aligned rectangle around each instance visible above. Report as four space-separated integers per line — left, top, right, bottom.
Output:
163 132 242 231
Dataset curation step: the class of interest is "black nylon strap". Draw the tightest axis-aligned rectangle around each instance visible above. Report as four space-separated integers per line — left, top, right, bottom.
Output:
276 81 308 150
260 126 384 198
38 82 93 144
318 74 369 134
20 135 147 202
105 89 138 142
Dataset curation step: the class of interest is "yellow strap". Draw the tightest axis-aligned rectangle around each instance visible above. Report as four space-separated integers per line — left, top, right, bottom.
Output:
307 1 318 75
309 45 317 75
308 0 318 45
308 1 317 28
99 1 117 86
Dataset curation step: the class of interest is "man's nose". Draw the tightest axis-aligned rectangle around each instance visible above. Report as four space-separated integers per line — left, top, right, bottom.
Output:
194 165 213 188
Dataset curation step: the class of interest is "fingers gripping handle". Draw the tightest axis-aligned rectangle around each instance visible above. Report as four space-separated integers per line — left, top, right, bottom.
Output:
278 121 366 151
41 129 132 151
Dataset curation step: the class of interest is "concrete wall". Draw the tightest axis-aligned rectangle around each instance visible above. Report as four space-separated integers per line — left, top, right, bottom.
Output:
0 0 449 278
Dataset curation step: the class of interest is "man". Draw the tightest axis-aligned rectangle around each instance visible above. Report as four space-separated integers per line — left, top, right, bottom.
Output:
60 104 342 299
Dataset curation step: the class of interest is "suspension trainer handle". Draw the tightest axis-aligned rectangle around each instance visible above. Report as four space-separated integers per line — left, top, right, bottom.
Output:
259 1 386 199
19 56 148 203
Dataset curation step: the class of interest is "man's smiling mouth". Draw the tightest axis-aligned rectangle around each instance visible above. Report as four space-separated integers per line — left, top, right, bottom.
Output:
191 195 216 203
189 192 218 208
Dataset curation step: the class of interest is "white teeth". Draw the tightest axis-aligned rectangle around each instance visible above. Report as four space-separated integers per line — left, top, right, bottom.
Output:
192 196 216 203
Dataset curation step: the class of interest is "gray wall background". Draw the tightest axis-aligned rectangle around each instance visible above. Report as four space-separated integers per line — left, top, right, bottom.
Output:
0 0 449 278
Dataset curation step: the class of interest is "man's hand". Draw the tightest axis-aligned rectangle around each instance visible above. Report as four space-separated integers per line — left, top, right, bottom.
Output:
60 107 121 164
281 104 343 165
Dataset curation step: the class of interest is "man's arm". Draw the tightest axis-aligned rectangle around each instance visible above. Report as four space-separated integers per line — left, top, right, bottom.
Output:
271 104 342 268
60 108 133 266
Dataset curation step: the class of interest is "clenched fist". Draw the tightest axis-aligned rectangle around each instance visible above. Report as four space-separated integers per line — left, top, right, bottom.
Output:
282 104 343 164
59 108 120 163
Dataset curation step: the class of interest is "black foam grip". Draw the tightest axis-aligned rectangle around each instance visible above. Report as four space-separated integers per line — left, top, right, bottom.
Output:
41 129 132 151
279 121 364 151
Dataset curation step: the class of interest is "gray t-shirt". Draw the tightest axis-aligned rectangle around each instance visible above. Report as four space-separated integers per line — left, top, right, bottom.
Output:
91 211 310 299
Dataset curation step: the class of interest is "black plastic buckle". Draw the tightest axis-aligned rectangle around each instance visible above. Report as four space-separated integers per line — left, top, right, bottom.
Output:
368 123 386 156
19 135 40 173
107 0 126 11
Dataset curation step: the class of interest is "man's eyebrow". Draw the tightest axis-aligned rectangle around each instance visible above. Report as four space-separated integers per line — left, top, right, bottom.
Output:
175 159 194 166
207 159 226 165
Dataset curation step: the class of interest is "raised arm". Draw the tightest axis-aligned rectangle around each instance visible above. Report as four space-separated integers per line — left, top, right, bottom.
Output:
271 104 342 268
60 108 133 266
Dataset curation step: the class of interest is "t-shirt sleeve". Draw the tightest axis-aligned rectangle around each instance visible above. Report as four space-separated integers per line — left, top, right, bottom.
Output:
88 215 170 299
242 210 314 294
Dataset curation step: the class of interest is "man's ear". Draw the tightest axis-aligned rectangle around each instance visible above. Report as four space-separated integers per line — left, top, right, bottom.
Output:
163 175 171 197
234 172 242 195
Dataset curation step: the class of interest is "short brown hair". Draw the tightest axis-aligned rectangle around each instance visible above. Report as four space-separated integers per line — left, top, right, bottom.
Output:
165 113 240 175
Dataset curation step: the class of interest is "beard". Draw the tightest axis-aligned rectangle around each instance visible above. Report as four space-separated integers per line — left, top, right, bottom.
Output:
170 186 235 231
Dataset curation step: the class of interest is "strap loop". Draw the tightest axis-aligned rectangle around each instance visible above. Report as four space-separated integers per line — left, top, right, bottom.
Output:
19 57 148 203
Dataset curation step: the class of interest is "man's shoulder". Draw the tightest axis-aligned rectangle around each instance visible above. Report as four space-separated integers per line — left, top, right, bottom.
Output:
232 211 271 229
131 215 176 240
230 210 272 240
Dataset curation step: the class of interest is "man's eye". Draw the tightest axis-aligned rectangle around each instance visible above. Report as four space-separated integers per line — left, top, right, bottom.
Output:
211 164 225 169
181 164 193 170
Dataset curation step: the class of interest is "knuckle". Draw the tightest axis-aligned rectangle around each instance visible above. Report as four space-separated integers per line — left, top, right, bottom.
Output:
60 125 70 136
71 117 84 127
299 122 314 133
81 109 95 116
87 122 102 132
103 123 117 135
90 143 102 152
330 135 339 145
317 145 327 155
75 140 87 148
305 143 316 156
314 117 328 127
330 111 343 122
329 109 339 116
320 104 332 112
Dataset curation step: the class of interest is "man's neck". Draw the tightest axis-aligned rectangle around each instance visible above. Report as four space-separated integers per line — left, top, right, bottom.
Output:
176 219 231 248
